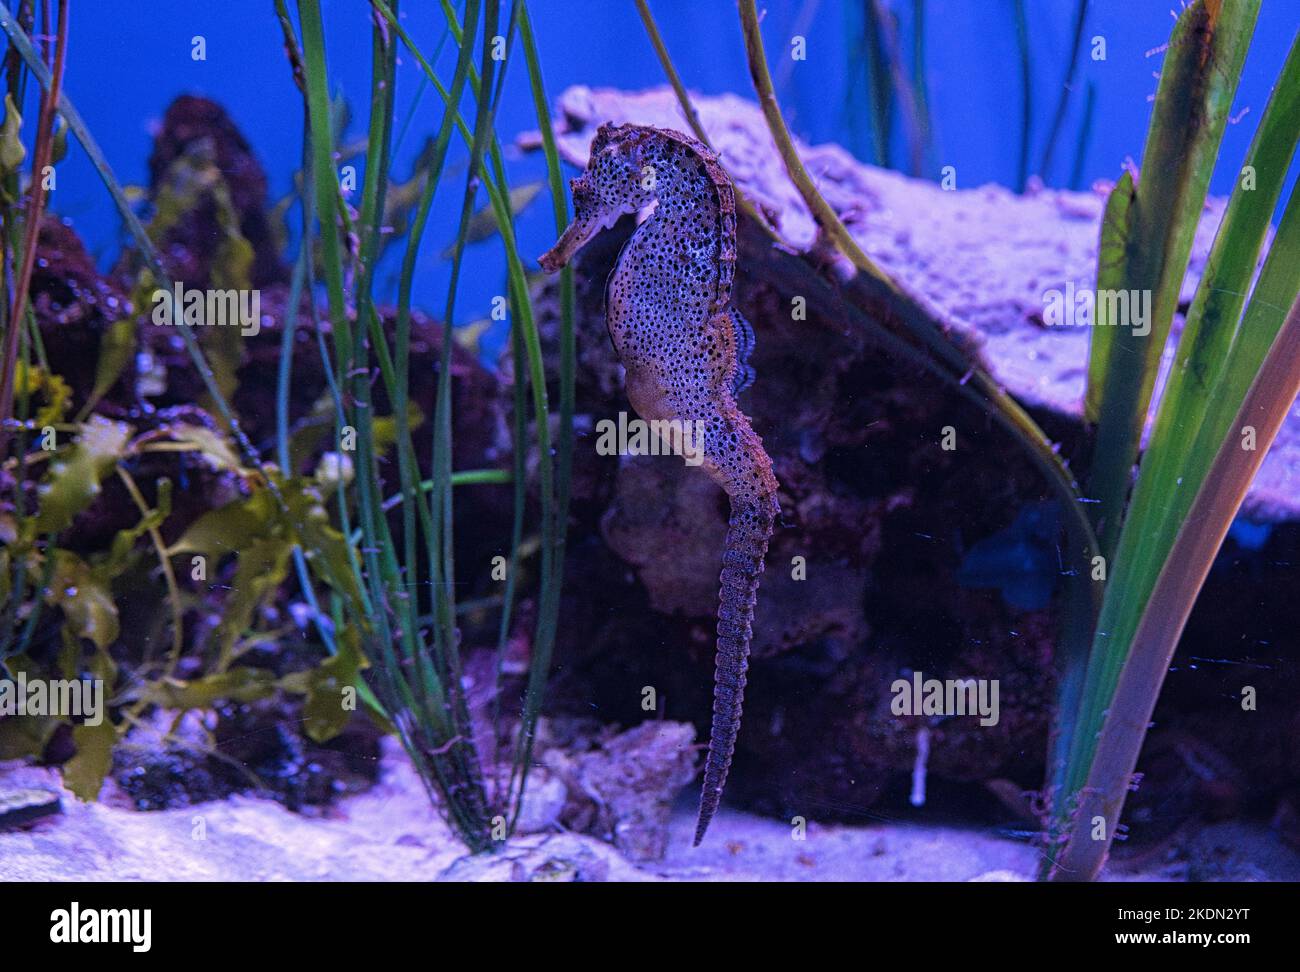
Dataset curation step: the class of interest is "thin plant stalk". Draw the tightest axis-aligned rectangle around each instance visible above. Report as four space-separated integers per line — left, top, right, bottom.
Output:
910 0 930 174
1068 82 1095 191
1039 0 1089 182
507 0 575 820
861 0 893 168
0 0 64 457
1010 0 1031 192
872 0 925 177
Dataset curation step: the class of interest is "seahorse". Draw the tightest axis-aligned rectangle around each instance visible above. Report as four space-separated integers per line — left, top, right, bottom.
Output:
540 123 779 845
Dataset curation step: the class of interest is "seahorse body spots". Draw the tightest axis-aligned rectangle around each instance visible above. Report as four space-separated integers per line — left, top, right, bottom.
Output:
540 123 779 845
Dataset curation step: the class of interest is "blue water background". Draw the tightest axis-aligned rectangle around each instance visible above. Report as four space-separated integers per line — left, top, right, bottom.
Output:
36 0 1300 358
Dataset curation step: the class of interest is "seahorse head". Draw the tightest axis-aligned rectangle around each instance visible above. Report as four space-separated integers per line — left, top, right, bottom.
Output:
539 123 657 273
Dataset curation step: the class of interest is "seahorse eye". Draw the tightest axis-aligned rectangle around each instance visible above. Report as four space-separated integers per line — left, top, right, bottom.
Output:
571 177 596 210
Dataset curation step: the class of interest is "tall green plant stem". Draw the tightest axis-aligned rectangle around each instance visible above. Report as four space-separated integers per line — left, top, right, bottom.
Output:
1047 14 1297 880
1085 0 1259 560
506 0 575 819
1053 294 1300 879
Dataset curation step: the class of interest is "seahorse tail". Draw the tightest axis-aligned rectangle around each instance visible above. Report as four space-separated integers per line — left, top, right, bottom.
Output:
694 492 777 846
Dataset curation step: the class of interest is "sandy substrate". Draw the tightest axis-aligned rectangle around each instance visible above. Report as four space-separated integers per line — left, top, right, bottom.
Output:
3 742 1296 882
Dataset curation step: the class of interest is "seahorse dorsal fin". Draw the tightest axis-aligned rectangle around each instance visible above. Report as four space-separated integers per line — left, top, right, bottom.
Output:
729 308 757 395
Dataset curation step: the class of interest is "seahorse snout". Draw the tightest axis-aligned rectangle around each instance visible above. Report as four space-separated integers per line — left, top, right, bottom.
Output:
539 206 623 273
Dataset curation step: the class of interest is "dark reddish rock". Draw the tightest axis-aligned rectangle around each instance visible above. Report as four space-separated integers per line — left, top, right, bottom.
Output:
112 702 384 813
143 95 285 289
30 215 131 410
